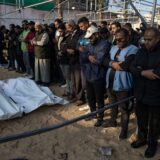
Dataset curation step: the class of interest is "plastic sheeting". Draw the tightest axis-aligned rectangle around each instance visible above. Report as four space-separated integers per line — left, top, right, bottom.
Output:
0 78 68 120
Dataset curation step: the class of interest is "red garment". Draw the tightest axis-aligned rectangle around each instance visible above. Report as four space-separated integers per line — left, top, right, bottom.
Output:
25 31 35 53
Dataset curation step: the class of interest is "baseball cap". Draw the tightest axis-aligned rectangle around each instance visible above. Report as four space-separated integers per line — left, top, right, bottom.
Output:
84 25 99 38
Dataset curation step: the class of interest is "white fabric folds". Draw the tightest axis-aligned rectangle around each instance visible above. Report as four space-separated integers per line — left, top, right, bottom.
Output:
0 78 68 120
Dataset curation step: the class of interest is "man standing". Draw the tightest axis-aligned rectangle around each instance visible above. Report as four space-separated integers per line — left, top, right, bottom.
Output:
65 20 82 101
32 22 50 86
82 26 110 127
0 25 7 65
130 27 160 158
19 20 30 75
77 17 90 106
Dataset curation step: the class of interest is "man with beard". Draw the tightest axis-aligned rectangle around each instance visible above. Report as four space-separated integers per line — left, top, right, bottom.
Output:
82 25 110 127
130 27 160 158
32 22 50 86
77 17 90 106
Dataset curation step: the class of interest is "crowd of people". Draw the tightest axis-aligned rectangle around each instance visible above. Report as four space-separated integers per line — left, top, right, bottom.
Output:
0 17 160 158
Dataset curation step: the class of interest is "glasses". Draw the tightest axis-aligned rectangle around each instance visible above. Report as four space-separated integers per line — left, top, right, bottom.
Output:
115 38 125 42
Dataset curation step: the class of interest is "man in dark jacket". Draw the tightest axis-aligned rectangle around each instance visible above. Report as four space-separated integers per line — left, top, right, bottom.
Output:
65 20 82 101
130 27 160 158
0 25 8 65
82 25 110 127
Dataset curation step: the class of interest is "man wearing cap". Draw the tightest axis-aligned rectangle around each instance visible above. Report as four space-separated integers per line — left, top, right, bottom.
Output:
82 25 110 127
32 22 50 86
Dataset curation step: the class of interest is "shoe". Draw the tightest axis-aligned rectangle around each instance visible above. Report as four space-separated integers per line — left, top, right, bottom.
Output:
15 69 20 72
62 93 67 97
60 84 67 88
23 73 28 77
35 81 42 85
102 121 117 128
76 100 85 106
25 75 33 79
131 140 147 148
58 82 66 87
8 67 15 71
94 119 103 127
144 141 157 158
67 95 77 103
119 129 128 139
41 82 50 87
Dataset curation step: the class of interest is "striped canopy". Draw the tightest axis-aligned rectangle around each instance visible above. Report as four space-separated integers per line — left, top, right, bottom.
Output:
0 0 55 11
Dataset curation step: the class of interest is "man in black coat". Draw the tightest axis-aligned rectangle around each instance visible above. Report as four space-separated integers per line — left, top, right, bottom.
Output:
0 25 8 65
130 27 160 158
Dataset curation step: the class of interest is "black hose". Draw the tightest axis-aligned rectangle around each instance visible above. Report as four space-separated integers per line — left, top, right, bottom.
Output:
0 96 134 144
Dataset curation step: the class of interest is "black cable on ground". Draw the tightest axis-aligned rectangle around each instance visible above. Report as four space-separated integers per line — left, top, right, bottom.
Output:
0 96 134 144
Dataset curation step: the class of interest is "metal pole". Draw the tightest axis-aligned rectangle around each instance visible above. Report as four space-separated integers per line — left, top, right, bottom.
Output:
90 0 93 11
95 0 97 11
0 0 54 16
151 0 157 26
44 0 68 21
86 0 89 12
68 0 70 17
128 0 147 27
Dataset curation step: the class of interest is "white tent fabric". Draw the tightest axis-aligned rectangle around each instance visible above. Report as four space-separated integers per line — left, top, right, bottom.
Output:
0 78 68 120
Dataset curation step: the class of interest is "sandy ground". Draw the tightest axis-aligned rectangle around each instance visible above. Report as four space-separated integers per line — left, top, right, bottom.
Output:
0 67 159 160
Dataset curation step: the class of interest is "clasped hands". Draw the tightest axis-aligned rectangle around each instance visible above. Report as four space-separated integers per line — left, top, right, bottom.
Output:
141 69 160 80
111 61 122 70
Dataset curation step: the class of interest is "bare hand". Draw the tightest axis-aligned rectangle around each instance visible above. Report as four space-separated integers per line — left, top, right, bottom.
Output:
141 70 160 80
32 40 37 45
79 46 85 52
111 62 121 70
88 55 96 64
67 49 74 55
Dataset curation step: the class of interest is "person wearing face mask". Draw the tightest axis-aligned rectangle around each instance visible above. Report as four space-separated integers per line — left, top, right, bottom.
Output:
82 25 110 127
103 28 138 139
130 27 160 158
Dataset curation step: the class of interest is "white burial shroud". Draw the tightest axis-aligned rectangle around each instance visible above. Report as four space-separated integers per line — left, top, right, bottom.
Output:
0 78 68 120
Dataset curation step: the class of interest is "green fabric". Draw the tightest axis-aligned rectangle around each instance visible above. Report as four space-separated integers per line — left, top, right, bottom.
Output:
19 29 30 52
0 0 54 11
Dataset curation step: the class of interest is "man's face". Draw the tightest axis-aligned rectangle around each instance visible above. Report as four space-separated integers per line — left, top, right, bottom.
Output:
28 24 33 30
35 25 41 33
144 30 160 51
23 23 28 29
58 28 65 37
115 32 129 49
78 22 89 31
65 23 73 33
111 24 119 35
89 33 99 45
54 21 59 29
